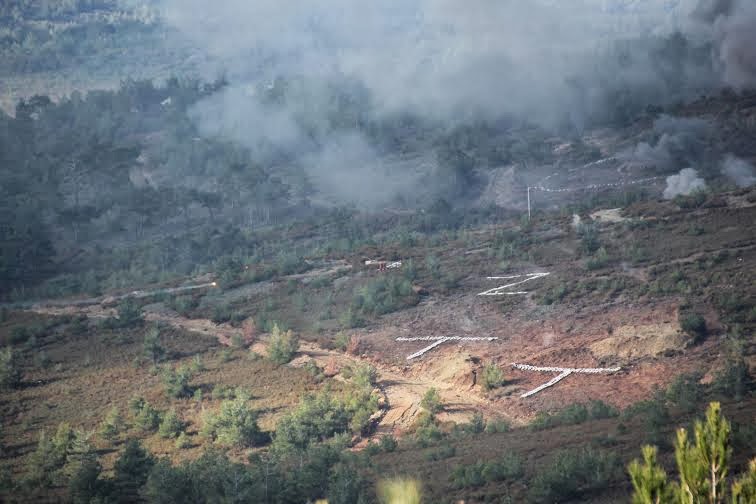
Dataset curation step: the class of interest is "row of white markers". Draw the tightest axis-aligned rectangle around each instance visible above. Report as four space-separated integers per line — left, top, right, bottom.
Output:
395 273 621 397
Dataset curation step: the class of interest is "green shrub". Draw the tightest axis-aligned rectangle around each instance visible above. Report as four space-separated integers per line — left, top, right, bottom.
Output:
529 448 621 503
532 400 617 430
344 387 381 437
267 323 299 365
339 307 365 329
622 389 670 445
116 299 143 328
674 190 707 209
201 392 260 448
468 412 485 433
578 223 601 255
211 304 232 324
190 355 205 373
425 443 456 461
273 391 352 453
585 247 610 270
211 385 238 401
158 409 184 439
379 435 398 453
451 452 523 489
627 402 756 504
481 363 505 391
169 295 198 316
588 400 619 420
713 336 752 401
665 372 704 414
539 282 569 305
25 423 86 488
98 407 123 441
174 432 191 450
364 441 381 456
679 312 707 342
219 348 233 363
142 324 165 366
161 365 194 399
34 350 52 369
421 388 443 415
351 364 378 389
413 412 443 447
10 326 30 345
425 255 441 279
485 418 511 434
130 397 161 432
230 333 245 348
352 276 419 318
0 347 21 389
334 331 350 351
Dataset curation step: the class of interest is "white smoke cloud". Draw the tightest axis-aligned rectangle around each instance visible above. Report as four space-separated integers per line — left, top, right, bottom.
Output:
691 0 756 90
301 132 429 207
150 0 754 208
663 167 707 198
618 114 712 170
721 154 756 187
158 0 722 129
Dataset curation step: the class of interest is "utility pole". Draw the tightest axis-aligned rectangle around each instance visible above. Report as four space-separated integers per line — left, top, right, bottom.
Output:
527 186 531 221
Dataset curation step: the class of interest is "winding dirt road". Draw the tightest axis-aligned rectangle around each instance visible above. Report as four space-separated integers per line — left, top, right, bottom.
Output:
24 288 492 437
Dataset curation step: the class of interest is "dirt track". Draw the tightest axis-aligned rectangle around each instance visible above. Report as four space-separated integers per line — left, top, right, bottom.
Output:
26 297 492 438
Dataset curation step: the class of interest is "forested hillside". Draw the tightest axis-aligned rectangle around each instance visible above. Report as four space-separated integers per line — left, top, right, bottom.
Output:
1 1 755 503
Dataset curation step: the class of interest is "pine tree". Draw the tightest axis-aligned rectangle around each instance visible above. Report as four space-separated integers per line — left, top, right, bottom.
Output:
64 432 102 504
0 346 21 389
143 324 165 366
675 402 731 503
731 460 756 504
628 402 748 504
99 406 123 442
112 440 154 503
158 409 183 439
267 323 299 365
628 445 676 504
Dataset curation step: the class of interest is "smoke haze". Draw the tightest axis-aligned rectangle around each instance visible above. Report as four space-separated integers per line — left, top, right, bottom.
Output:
153 0 756 207
721 155 756 188
618 114 712 170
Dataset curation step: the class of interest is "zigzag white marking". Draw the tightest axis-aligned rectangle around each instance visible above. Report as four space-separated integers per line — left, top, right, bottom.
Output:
477 272 550 296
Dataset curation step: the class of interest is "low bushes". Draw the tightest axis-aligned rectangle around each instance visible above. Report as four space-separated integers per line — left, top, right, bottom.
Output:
679 312 707 343
0 347 21 389
531 400 618 430
267 323 299 365
481 363 505 391
351 275 419 319
529 448 621 503
450 452 523 489
161 365 194 399
201 392 261 448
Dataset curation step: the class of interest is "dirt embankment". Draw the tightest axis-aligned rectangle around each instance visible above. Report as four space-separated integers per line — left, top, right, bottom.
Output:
27 299 489 438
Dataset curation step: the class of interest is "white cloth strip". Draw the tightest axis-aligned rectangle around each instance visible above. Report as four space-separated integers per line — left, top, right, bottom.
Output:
400 336 499 360
512 363 621 374
406 338 449 360
520 370 572 398
397 336 499 342
530 176 662 193
477 272 550 296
